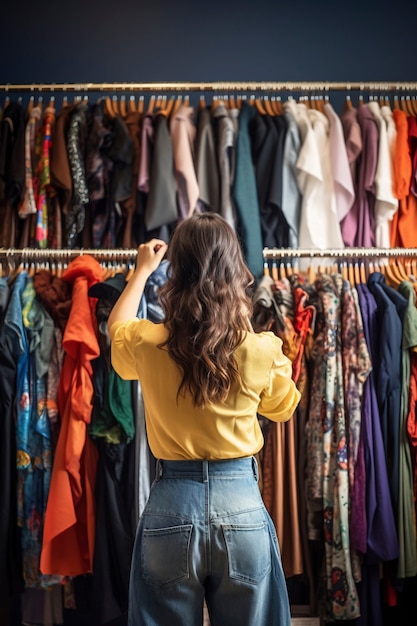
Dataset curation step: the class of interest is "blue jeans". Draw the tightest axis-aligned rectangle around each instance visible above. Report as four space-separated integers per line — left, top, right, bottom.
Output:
128 456 291 625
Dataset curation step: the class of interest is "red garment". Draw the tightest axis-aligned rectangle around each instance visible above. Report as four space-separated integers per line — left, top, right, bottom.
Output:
390 110 412 247
407 353 417 523
40 255 104 576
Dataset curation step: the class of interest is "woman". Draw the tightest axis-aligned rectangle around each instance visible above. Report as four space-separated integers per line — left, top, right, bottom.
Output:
108 213 301 626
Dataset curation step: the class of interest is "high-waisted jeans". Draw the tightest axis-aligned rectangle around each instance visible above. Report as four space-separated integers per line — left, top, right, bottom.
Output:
128 456 291 625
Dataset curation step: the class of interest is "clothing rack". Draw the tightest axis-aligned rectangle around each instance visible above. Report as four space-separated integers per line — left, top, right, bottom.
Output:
263 247 417 259
1 81 417 93
1 247 417 261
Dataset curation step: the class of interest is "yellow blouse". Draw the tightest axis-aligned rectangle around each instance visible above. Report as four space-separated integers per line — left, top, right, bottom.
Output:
109 319 301 460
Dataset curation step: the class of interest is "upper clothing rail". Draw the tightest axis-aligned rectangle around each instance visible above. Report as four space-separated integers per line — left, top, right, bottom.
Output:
262 247 417 259
1 81 417 92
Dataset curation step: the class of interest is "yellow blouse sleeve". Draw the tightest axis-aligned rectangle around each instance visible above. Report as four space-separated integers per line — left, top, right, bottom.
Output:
109 319 143 380
258 334 301 422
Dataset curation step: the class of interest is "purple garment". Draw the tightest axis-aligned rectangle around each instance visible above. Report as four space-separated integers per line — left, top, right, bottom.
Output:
340 106 378 247
137 113 154 194
356 284 399 564
354 284 400 626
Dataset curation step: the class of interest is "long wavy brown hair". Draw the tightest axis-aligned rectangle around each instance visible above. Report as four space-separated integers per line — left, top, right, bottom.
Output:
158 213 254 407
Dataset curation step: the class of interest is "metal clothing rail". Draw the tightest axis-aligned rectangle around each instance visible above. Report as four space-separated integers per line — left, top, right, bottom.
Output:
1 81 417 92
0 247 139 259
263 247 417 259
1 247 417 260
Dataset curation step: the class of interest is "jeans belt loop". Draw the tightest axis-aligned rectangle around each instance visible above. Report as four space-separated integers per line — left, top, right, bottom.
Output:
156 459 163 480
252 456 259 482
202 460 209 483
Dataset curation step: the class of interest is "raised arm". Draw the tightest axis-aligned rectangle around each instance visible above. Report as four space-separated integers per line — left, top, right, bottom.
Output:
107 238 168 330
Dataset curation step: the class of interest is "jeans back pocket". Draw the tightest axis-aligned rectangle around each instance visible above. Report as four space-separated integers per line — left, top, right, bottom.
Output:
141 524 193 588
222 521 272 585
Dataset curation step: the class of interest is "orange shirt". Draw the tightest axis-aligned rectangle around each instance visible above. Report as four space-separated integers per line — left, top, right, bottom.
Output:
391 110 412 247
40 255 104 577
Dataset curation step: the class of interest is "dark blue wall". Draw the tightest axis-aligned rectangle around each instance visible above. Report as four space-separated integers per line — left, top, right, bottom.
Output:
0 0 416 112
1 0 416 82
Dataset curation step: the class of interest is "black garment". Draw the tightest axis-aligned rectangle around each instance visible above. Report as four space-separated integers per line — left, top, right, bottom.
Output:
0 101 25 208
0 101 25 247
251 113 289 249
0 281 24 615
91 440 136 626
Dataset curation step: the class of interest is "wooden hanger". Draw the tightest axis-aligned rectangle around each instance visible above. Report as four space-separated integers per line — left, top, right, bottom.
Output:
347 260 356 287
270 261 278 282
384 261 403 287
146 94 156 114
170 95 183 118
359 260 367 284
271 96 281 114
104 95 116 118
393 95 400 110
26 95 34 116
128 95 136 113
119 95 127 118
48 95 56 110
229 94 236 109
154 94 164 111
254 96 267 115
343 94 353 112
400 96 411 115
211 94 221 110
158 95 175 118
307 264 316 284
137 95 144 114
263 96 275 116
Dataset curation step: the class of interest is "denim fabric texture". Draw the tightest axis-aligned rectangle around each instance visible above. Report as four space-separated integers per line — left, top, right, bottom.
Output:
128 456 291 625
